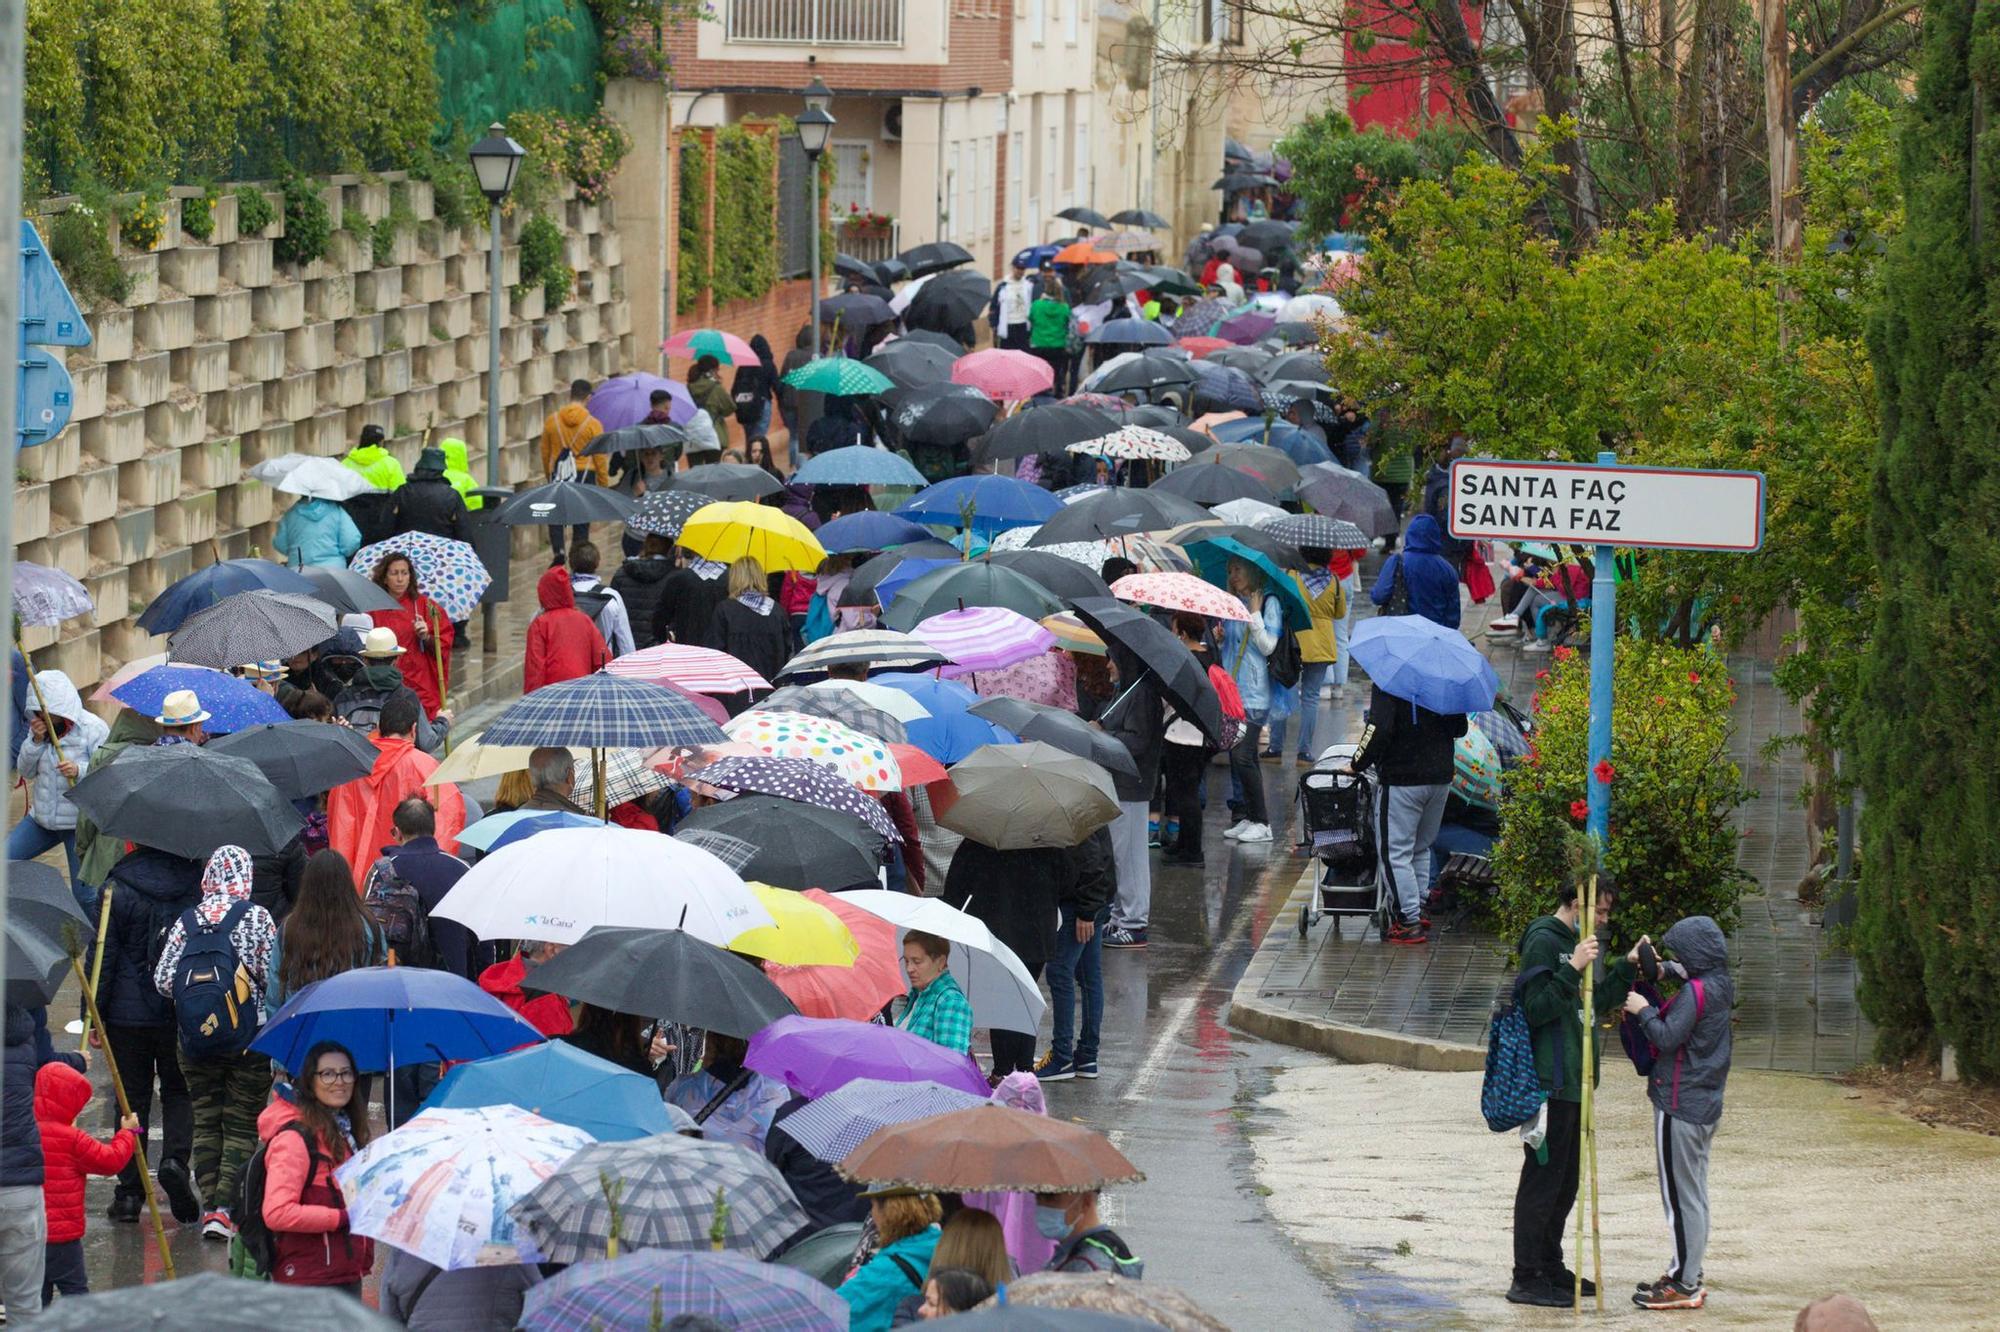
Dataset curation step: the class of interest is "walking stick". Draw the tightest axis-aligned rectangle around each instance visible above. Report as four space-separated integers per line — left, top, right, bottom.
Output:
79 885 114 1050
1575 870 1600 1313
67 955 177 1279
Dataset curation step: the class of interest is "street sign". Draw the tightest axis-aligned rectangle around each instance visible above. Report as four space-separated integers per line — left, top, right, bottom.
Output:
1446 459 1764 552
18 348 73 447
16 219 93 451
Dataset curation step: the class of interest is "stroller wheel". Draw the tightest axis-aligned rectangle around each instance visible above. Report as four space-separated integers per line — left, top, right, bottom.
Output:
1298 904 1309 938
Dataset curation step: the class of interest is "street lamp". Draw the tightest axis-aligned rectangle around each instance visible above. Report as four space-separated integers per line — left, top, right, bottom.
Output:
804 75 833 117
467 122 524 653
797 98 835 359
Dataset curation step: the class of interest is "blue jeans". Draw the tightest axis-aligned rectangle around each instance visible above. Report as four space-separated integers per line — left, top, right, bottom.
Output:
8 818 87 914
1047 904 1109 1066
1264 661 1330 759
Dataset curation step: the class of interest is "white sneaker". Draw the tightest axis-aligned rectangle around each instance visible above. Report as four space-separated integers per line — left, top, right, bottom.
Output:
1236 822 1273 843
1222 820 1251 841
1488 615 1520 631
1521 638 1554 654
1320 685 1334 701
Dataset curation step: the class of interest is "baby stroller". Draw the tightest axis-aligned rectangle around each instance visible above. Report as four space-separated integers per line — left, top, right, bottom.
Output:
1295 742 1388 938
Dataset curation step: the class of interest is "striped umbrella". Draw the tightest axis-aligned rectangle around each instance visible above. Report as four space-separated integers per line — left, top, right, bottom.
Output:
520 1250 848 1332
951 347 1055 401
483 673 728 749
722 710 903 791
1111 571 1252 623
607 644 770 696
777 1078 990 1164
774 628 947 678
914 607 1056 675
1066 426 1191 463
690 755 899 841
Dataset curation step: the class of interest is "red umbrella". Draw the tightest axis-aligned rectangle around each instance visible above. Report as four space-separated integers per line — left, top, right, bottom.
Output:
764 890 908 1022
888 743 949 787
1176 336 1233 358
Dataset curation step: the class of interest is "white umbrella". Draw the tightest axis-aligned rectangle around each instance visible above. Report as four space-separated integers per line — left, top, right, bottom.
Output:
247 452 314 485
804 679 933 723
834 889 1045 1035
888 271 934 315
433 825 772 947
1276 293 1344 324
1212 497 1288 527
987 525 1038 551
275 456 376 501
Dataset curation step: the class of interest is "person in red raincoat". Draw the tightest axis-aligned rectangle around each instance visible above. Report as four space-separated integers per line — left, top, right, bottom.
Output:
368 550 455 719
523 564 610 692
327 694 465 891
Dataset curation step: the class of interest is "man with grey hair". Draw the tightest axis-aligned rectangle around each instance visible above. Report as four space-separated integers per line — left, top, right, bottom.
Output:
521 747 591 817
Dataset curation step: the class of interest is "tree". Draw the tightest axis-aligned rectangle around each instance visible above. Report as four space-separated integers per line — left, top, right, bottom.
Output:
1275 109 1474 235
1853 0 2000 1079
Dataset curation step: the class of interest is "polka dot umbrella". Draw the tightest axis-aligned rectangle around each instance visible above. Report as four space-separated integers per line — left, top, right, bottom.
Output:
722 709 903 792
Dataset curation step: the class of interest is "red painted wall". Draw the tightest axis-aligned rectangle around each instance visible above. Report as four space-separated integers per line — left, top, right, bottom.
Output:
1343 0 1485 133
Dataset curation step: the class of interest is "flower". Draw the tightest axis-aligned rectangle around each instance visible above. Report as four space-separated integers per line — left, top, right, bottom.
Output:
1553 645 1575 662
1569 799 1589 820
1534 670 1550 681
1593 759 1616 784
1689 671 1701 684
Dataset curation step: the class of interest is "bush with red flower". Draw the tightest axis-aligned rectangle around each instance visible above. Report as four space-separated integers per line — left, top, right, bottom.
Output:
1487 638 1753 952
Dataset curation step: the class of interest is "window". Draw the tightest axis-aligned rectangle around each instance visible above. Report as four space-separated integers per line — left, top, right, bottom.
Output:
1009 130 1024 225
828 142 872 216
1029 0 1044 43
1065 0 1078 44
1073 121 1088 203
945 143 961 240
978 137 996 238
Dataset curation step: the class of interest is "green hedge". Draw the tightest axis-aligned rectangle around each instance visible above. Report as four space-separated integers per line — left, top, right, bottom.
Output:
711 126 777 309
676 132 711 317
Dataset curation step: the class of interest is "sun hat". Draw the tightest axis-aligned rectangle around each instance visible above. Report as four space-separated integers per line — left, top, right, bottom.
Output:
155 689 212 727
360 627 407 659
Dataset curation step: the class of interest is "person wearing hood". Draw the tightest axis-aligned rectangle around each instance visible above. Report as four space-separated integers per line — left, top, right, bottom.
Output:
153 845 280 1244
33 1061 139 1302
2 1000 86 1316
524 564 611 692
612 534 677 649
341 424 406 546
566 541 634 657
1370 513 1462 629
93 844 204 1226
477 939 576 1037
540 379 607 562
326 694 466 892
437 437 484 512
256 1039 373 1291
274 496 364 569
1037 1188 1142 1278
10 670 108 903
1624 916 1734 1312
393 446 468 541
331 628 450 753
731 334 779 443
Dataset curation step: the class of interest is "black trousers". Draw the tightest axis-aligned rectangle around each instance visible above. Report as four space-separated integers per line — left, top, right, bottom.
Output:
1162 743 1209 855
1030 348 1068 396
42 1238 87 1303
1513 1097 1582 1283
548 523 590 561
390 1061 442 1130
1381 483 1409 550
105 1024 191 1200
1226 724 1269 825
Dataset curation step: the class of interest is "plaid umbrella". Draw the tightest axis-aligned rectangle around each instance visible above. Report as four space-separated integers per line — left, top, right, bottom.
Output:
723 710 903 790
779 1078 990 1163
629 488 709 538
693 754 900 841
608 643 770 695
1260 512 1368 550
166 590 337 669
483 674 728 749
509 1131 810 1263
597 746 675 807
1171 298 1233 337
782 356 895 396
776 629 947 678
520 1250 848 1332
350 532 492 621
1474 705 1532 766
109 664 290 734
671 827 761 873
915 606 1056 674
755 685 909 745
13 562 92 627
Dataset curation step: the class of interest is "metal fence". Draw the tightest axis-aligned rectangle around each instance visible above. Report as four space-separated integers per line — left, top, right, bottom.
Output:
727 0 904 45
777 134 814 279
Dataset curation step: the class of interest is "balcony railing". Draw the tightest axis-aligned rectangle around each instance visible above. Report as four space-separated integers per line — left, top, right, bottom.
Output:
727 0 904 45
836 218 902 265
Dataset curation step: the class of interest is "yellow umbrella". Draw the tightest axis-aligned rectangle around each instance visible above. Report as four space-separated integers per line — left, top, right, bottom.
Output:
729 884 860 967
1041 612 1106 656
677 501 827 574
430 732 540 784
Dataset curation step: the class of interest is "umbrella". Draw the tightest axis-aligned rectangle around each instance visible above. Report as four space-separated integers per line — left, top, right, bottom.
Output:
994 1274 1230 1331
967 697 1137 777
589 373 697 429
1475 704 1532 766
1255 350 1332 384
1084 352 1197 396
1209 419 1332 468
1210 497 1289 528
205 720 376 797
866 338 959 390
1186 360 1264 412
674 796 886 890
884 380 998 448
1088 318 1173 346
897 241 977 276
1181 535 1311 632
1028 488 1211 545
1171 298 1233 338
5 865 86 1006
677 501 826 573
66 743 301 857
629 487 710 539
869 672 1015 763
1068 597 1224 742
836 252 881 281
608 643 770 695
457 808 603 853
1056 205 1111 228
695 750 901 841
1296 462 1400 536
521 1250 849 1332
1453 724 1504 810
1209 441 1304 493
1260 512 1369 550
782 356 895 396
1276 292 1342 324
915 606 1055 674
30 1272 400 1331
756 684 909 745
984 549 1114 603
1168 520 1305 570
762 891 908 1021
722 709 903 790
13 562 93 626
746 1015 992 1100
1110 570 1252 623
349 533 492 621
888 327 963 352
1066 427 1189 463
334 1104 596 1270
935 742 1118 850
670 827 763 875
776 628 947 678
976 405 1120 465
274 456 374 501
1236 220 1297 254
794 446 930 491
839 1102 1143 1191
1217 311 1276 344
109 664 290 735
483 673 728 750
820 292 899 332
1052 241 1118 265
136 559 317 634
728 885 861 967
512 1131 809 1263
428 1041 680 1142
1271 320 1321 347
1151 461 1278 507
1041 611 1105 655
434 824 771 946
661 327 758 364
879 563 1064 630
1201 347 1269 374
781 1078 990 1164
952 347 1056 401
812 509 932 553
1213 171 1279 190
905 270 993 336
834 889 1042 1035
253 966 543 1076
1113 207 1171 228
671 463 782 502
495 480 639 527
896 474 1063 535
523 927 798 1039
294 565 400 615
1347 616 1501 715
1031 535 1191 576
166 589 336 669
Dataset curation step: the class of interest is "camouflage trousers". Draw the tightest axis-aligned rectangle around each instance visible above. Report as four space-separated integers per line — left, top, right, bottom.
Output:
179 1049 272 1213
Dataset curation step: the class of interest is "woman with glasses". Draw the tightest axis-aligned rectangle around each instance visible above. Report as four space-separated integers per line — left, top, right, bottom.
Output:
254 1040 374 1293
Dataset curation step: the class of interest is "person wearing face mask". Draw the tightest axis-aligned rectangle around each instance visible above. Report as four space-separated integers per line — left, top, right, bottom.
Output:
1035 1188 1142 1277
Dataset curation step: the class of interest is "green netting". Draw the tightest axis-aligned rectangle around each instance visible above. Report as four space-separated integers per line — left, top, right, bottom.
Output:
432 0 600 145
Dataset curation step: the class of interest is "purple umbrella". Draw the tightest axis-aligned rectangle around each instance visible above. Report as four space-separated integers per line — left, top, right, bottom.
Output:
1218 311 1277 344
689 755 899 841
913 607 1055 676
588 373 697 430
745 1015 992 1099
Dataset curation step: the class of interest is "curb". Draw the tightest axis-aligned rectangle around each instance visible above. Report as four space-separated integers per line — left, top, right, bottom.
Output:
1226 871 1490 1074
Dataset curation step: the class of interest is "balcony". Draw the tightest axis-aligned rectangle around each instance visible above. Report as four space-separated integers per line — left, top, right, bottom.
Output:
726 0 904 45
836 217 902 265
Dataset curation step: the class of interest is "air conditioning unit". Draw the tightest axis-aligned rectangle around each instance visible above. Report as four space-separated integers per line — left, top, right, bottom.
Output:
882 103 904 142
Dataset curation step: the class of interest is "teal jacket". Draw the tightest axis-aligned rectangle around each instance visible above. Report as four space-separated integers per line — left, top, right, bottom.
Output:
1516 914 1634 1104
838 1225 938 1332
274 498 363 568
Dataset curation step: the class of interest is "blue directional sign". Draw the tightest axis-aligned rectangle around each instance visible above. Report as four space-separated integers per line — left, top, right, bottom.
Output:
17 219 93 450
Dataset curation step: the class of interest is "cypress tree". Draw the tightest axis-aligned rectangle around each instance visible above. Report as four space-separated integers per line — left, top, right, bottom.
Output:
1858 0 2000 1077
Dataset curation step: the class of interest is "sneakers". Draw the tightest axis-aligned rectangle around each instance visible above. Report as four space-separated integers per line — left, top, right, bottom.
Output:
105 1192 142 1224
1634 1279 1706 1310
1488 615 1520 632
1521 638 1554 654
1320 684 1334 701
1146 819 1162 848
1505 1277 1570 1308
1036 1055 1076 1083
1385 919 1431 946
1222 820 1251 841
1102 926 1148 949
1074 1060 1099 1079
1551 1269 1597 1297
157 1156 201 1224
200 1208 235 1242
1235 822 1273 844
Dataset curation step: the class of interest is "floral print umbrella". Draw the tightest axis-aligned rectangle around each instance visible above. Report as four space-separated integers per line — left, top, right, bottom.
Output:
1110 571 1252 623
722 709 903 792
349 532 491 622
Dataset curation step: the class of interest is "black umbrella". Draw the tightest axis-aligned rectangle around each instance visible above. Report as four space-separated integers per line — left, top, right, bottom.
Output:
905 271 993 336
494 480 638 526
1090 353 1198 396
1155 425 1218 456
820 292 898 329
584 421 689 457
879 563 1064 630
1126 403 1184 428
1027 488 1212 546
1271 321 1320 347
523 926 797 1039
1236 220 1297 254
1297 463 1401 537
892 328 966 353
834 253 879 282
968 697 1139 777
7 916 70 1007
296 566 399 616
1212 172 1279 191
32 1270 402 1331
66 743 304 858
1067 597 1223 744
1056 206 1111 229
1205 346 1272 374
882 381 998 449
873 258 912 285
984 550 1115 604
1078 269 1150 303
1111 208 1170 229
866 340 958 390
675 796 885 890
207 720 378 798
897 241 976 277
674 462 784 501
977 403 1121 462
1152 462 1279 507
1140 265 1203 297
1255 351 1332 385
6 862 93 1006
1176 521 1307 569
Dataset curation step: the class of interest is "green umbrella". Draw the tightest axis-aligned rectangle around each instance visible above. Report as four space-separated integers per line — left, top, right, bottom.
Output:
938 742 1120 850
781 356 895 397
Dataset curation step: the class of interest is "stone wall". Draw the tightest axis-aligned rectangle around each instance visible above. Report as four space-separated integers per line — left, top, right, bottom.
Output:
17 172 635 692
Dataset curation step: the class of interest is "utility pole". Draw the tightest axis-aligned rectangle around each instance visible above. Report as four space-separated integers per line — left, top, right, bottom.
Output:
0 0 25 1094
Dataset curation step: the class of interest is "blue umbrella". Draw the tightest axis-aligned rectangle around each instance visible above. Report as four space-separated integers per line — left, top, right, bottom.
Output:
482 673 728 749
108 665 290 734
1208 416 1335 467
1348 616 1500 715
135 559 317 634
869 558 958 609
870 672 1015 762
457 808 605 853
791 445 929 488
775 1077 990 1163
252 966 544 1078
483 811 606 855
1188 360 1266 412
895 474 1063 536
426 1041 679 1142
1088 318 1174 346
1182 536 1312 633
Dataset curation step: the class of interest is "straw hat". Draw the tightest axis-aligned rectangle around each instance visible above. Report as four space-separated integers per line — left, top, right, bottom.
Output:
360 627 407 659
155 690 211 727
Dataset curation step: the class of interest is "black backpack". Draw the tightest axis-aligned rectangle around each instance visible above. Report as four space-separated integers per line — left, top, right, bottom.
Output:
236 1121 318 1277
1265 596 1303 689
363 855 436 970
1381 558 1414 617
170 900 261 1058
333 680 399 734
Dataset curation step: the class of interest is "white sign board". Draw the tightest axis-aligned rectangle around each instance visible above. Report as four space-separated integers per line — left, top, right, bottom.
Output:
1446 460 1764 552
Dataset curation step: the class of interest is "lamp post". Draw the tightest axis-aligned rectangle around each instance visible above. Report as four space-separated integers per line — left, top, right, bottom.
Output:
467 122 524 653
798 81 835 360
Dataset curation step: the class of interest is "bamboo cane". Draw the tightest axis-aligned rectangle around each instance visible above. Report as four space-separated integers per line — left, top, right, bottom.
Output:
68 956 176 1279
593 746 608 820
14 628 73 787
1575 870 1598 1314
79 885 114 1049
1589 1073 1604 1311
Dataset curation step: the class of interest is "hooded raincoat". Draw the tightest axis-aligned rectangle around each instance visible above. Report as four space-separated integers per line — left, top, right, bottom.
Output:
524 565 611 691
14 671 107 831
151 846 279 1023
1631 916 1735 1126
438 438 484 511
1370 513 1461 629
541 403 608 484
274 498 364 569
394 447 468 541
327 735 465 890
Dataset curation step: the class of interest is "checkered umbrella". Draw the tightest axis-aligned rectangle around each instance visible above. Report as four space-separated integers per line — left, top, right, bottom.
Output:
13 562 93 627
166 590 337 669
483 673 728 749
520 1250 848 1332
754 685 909 746
607 644 770 695
777 1078 990 1164
629 488 709 538
688 754 899 842
508 1131 810 1264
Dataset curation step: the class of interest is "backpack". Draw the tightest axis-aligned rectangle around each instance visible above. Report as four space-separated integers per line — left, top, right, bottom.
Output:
1620 977 1706 1079
550 449 580 484
333 679 399 734
1266 597 1303 690
1481 965 1554 1132
1382 558 1413 617
171 900 261 1058
572 585 614 623
236 1121 317 1278
363 854 435 970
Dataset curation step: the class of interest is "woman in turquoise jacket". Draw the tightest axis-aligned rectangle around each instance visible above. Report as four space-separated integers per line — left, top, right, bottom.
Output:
838 1188 943 1332
274 497 363 568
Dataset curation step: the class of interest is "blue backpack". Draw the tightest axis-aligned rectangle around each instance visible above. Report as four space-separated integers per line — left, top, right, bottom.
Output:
1481 965 1554 1132
171 900 261 1058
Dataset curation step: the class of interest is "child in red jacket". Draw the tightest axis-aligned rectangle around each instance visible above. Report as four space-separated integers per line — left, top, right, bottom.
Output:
34 1063 138 1303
